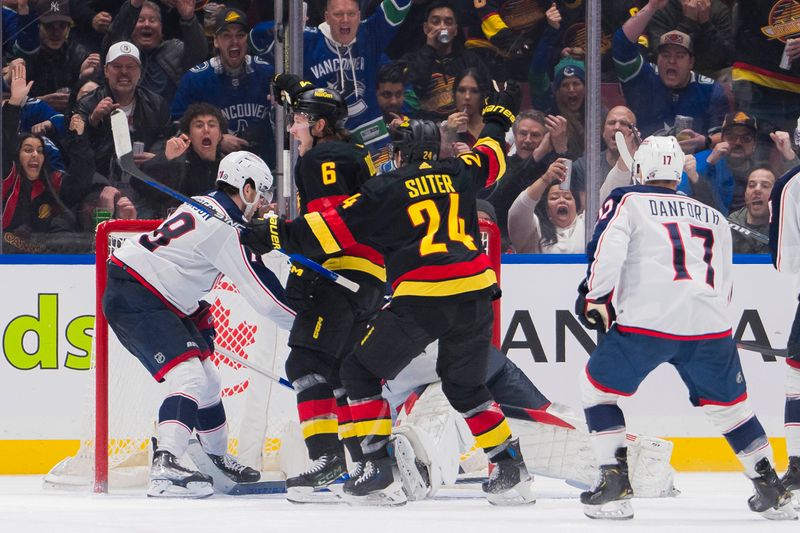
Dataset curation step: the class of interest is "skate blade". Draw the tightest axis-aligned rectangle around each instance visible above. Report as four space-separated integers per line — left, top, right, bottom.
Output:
286 486 342 504
342 481 408 507
486 479 536 506
583 500 634 520
758 499 798 521
393 435 429 501
147 479 213 499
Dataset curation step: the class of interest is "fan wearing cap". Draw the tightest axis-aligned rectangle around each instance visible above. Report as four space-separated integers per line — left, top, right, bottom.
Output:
171 7 276 167
678 111 799 213
100 0 208 102
250 0 413 157
75 40 171 180
13 0 98 113
646 0 734 77
612 0 729 153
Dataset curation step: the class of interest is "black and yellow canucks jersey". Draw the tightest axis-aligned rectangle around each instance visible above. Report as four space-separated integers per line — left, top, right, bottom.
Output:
295 139 385 284
282 122 508 302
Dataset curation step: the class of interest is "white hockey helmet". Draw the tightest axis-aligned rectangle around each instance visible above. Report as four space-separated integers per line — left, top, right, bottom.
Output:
631 135 685 184
217 151 273 220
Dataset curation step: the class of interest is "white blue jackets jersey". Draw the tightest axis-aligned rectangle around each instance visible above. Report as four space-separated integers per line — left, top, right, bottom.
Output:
112 191 295 330
586 185 734 338
770 164 800 277
249 0 411 151
171 56 275 165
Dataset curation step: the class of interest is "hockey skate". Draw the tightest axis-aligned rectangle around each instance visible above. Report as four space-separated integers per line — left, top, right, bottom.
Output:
482 438 536 506
782 456 800 510
285 453 346 504
147 440 213 498
342 456 407 506
748 458 797 520
392 433 431 501
581 448 633 520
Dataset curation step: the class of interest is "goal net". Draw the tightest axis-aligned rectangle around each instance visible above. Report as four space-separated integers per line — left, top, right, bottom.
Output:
44 219 303 492
43 218 503 493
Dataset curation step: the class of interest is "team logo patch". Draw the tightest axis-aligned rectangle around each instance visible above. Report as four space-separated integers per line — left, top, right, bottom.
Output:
154 352 165 364
38 204 52 220
225 11 241 23
761 0 800 42
736 371 743 384
119 43 132 54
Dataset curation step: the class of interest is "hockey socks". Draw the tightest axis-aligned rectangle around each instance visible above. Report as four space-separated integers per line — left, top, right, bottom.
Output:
293 373 342 458
157 393 198 457
462 400 512 458
786 363 800 457
195 401 228 456
584 404 627 467
350 395 393 458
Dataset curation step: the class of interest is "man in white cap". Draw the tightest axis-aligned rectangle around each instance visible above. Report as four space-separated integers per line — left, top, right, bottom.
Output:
73 40 171 221
75 40 171 179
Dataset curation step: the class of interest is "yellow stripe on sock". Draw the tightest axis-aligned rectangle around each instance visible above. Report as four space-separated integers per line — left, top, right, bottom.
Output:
301 419 339 439
474 420 512 450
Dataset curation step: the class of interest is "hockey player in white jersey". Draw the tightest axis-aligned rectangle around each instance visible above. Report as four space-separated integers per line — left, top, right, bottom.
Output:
102 151 296 498
575 136 796 520
768 163 800 509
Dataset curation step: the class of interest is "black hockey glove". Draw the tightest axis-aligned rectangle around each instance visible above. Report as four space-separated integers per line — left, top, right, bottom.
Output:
273 73 315 108
490 28 533 58
189 301 216 352
575 280 616 332
285 261 321 312
482 80 521 131
240 215 284 255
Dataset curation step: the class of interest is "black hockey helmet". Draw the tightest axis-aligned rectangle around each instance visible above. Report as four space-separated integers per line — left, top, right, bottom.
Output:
391 119 441 165
291 87 348 130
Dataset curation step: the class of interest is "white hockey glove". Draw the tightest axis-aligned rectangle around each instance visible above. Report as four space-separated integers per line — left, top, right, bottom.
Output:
575 280 616 332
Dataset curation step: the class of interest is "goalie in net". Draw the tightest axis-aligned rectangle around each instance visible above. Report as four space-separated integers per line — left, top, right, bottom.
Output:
385 341 679 502
97 151 295 498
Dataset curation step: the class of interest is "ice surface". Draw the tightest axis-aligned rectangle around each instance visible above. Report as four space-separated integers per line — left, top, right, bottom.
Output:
0 472 796 533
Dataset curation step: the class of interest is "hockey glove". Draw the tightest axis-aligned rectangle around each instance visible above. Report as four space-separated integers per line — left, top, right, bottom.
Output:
482 80 521 131
285 261 321 313
575 280 616 332
490 28 533 58
240 214 284 256
189 301 216 352
273 73 315 108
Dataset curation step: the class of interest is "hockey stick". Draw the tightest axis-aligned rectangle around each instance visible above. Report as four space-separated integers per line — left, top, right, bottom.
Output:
736 340 789 358
213 345 293 390
615 130 633 169
726 219 770 245
110 111 359 293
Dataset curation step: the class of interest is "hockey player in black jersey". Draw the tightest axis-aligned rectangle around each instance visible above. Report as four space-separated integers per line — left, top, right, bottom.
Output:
271 74 387 503
243 83 536 506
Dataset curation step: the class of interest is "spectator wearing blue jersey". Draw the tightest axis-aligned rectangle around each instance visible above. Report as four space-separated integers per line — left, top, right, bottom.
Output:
612 0 728 154
172 7 275 167
2 0 39 60
250 0 412 154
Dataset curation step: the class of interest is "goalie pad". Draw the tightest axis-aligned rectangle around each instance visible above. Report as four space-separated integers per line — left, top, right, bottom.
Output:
506 403 678 498
393 382 463 499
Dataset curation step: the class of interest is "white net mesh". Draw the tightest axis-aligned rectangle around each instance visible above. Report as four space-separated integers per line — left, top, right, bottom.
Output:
44 222 300 491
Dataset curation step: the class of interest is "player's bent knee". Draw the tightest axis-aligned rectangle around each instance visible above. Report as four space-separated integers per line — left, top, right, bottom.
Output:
440 380 486 412
164 357 207 401
702 398 755 432
285 348 332 382
787 363 800 395
197 357 222 407
580 367 621 407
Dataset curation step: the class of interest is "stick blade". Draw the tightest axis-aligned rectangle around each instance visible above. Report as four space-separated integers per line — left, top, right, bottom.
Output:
615 131 632 169
110 109 132 159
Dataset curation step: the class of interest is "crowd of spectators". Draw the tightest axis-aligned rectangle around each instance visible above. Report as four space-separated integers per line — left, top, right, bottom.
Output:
0 0 797 255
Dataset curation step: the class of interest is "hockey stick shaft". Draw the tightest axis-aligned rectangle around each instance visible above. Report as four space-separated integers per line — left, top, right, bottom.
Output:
726 219 769 245
110 111 359 292
213 345 294 389
736 340 789 358
615 131 633 169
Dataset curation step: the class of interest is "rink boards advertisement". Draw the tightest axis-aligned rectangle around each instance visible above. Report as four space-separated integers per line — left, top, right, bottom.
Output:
0 256 794 473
